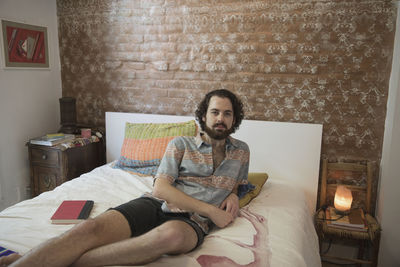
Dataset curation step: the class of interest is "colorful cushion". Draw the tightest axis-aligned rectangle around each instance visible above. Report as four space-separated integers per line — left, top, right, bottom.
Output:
239 172 269 208
114 120 197 176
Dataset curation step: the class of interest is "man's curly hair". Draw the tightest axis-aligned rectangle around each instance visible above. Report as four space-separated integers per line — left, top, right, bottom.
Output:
195 89 244 133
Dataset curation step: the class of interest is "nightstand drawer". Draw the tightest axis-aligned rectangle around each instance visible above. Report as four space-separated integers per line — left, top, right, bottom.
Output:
32 166 62 193
30 147 60 166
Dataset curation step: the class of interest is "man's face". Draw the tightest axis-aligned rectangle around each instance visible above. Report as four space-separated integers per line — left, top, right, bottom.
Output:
202 96 235 140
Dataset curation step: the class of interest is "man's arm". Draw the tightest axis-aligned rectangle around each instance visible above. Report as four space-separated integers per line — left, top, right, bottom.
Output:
220 141 250 218
152 178 234 228
219 183 240 218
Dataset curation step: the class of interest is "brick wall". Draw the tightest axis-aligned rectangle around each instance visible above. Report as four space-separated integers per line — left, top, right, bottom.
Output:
57 0 397 212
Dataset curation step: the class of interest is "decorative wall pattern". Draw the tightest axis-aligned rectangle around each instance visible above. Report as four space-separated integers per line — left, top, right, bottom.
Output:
56 0 397 212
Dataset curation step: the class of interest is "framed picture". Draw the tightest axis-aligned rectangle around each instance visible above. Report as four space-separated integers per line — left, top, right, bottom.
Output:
1 19 49 68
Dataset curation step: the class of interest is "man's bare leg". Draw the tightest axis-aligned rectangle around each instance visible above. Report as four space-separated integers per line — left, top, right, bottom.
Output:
71 220 198 267
7 210 131 267
0 253 21 266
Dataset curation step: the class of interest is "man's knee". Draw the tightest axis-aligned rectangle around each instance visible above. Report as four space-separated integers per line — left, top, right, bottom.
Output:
67 210 131 246
68 218 101 240
157 221 198 253
161 222 186 246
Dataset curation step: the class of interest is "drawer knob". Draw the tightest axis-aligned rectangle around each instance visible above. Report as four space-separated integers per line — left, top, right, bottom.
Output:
44 176 50 187
42 154 47 160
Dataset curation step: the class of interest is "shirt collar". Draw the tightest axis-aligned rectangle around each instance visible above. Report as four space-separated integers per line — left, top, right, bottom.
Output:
195 131 239 149
227 136 239 148
195 132 204 148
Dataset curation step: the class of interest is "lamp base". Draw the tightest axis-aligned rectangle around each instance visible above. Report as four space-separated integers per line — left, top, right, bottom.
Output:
59 125 78 134
334 208 350 216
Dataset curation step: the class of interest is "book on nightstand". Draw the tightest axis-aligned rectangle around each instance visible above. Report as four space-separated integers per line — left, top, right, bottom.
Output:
326 206 368 232
30 134 75 146
51 200 94 224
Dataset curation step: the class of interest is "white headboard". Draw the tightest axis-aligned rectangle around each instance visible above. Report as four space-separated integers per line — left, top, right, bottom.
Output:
105 112 323 215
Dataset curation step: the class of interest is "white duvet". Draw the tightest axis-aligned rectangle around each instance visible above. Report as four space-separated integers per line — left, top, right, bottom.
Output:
0 163 321 267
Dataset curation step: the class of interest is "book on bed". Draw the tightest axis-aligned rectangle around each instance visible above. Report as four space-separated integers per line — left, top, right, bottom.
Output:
51 200 94 224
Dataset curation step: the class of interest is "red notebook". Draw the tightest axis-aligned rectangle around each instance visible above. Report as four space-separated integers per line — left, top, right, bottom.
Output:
51 200 94 224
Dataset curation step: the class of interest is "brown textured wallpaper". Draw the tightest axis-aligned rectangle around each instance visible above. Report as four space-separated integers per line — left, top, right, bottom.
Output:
56 0 397 213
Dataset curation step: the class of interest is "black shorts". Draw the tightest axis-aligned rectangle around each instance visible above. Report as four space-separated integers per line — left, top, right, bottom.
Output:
110 197 205 249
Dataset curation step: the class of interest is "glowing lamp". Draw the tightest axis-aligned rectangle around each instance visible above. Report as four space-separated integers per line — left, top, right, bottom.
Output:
334 185 353 213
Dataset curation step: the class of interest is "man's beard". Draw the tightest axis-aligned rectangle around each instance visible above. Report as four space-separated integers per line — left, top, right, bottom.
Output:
203 123 234 140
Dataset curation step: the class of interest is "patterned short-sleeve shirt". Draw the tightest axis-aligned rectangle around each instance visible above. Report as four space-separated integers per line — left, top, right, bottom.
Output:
152 133 250 233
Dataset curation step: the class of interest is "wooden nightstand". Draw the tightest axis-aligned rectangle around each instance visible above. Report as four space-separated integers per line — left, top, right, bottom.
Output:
315 159 381 266
27 138 105 196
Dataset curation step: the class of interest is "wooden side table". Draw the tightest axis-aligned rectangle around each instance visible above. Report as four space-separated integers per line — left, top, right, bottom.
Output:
315 159 381 266
315 208 381 266
27 138 105 196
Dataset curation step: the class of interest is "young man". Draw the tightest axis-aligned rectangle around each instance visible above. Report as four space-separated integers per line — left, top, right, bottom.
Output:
1 89 249 267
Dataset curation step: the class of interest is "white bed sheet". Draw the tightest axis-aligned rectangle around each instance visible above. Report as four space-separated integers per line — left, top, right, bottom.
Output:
0 164 321 267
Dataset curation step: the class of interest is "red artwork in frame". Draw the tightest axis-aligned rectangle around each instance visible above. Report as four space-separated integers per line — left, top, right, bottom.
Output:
1 19 49 68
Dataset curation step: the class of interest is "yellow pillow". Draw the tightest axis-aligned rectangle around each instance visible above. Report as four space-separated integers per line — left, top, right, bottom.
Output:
239 172 269 208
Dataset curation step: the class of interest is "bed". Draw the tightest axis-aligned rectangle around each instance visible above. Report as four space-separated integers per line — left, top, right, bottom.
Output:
0 112 323 267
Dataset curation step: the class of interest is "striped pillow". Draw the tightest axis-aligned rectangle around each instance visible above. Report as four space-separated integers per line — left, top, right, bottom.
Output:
114 120 197 176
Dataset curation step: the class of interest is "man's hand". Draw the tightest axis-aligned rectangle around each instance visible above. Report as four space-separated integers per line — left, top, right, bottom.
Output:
208 207 234 228
219 193 239 218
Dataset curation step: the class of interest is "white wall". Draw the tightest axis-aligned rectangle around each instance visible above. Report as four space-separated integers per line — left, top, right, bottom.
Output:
377 3 400 266
0 0 62 211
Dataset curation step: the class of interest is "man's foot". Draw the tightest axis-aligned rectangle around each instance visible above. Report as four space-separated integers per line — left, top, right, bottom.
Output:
0 253 22 266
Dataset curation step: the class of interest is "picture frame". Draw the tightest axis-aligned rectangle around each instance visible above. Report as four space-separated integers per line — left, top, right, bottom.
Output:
1 19 49 68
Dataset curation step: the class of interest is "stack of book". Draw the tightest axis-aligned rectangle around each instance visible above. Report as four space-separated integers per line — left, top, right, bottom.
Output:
325 206 368 232
30 133 75 146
